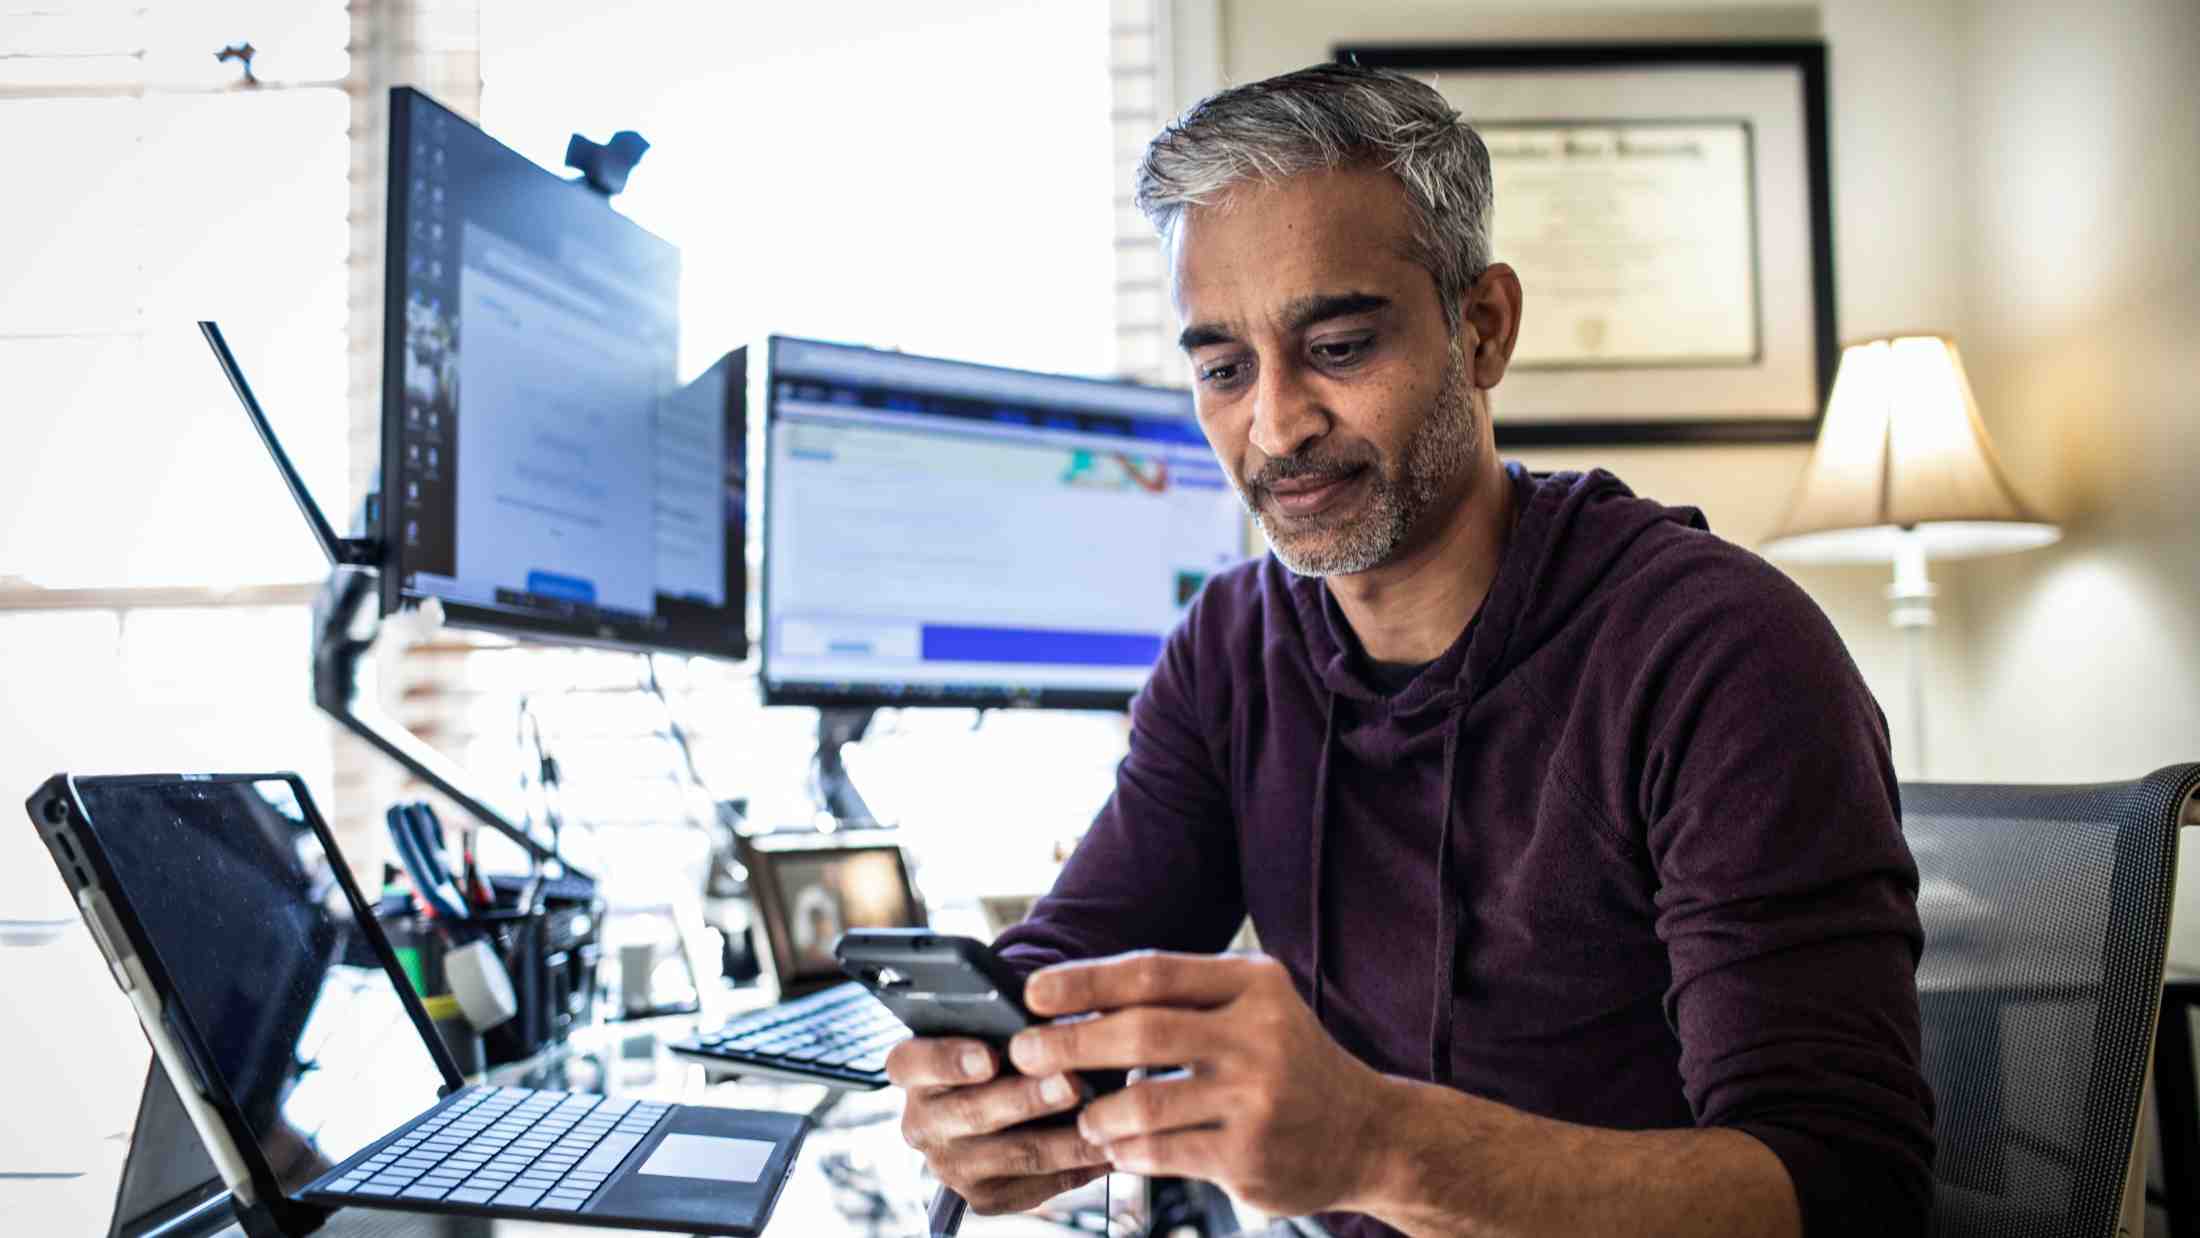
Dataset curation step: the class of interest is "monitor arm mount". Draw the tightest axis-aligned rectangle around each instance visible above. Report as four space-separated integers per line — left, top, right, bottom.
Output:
201 322 574 878
813 707 879 828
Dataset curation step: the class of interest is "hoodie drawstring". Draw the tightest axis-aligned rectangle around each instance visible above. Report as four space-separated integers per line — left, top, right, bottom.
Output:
1308 691 1338 1029
1310 691 1462 1089
1427 709 1463 1085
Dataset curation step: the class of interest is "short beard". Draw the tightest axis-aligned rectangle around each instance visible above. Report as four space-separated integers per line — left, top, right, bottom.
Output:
1244 341 1478 577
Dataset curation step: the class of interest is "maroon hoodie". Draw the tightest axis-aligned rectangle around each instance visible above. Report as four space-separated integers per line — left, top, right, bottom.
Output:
993 465 1934 1237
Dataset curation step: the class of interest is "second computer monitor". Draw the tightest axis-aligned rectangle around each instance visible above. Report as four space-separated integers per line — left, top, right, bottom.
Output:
382 86 748 661
760 337 1244 710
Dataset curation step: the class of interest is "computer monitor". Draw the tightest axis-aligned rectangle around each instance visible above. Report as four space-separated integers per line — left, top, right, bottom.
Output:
759 336 1244 710
381 87 748 660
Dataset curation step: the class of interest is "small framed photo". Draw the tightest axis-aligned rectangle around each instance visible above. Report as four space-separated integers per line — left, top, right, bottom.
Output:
1334 42 1838 445
740 830 923 989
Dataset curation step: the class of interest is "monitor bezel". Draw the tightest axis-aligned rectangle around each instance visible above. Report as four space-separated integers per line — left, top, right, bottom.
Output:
379 87 747 662
757 333 1211 712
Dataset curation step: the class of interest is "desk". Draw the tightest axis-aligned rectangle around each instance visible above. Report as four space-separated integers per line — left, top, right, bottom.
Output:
22 1012 1143 1238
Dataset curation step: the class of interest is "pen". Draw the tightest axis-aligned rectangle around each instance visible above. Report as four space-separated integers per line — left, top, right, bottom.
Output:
928 1185 966 1236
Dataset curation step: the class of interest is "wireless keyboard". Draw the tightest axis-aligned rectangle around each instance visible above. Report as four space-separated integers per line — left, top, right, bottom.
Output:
671 981 908 1089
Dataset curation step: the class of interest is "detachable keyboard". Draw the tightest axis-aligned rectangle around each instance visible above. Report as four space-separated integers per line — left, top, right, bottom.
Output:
310 1086 670 1213
671 981 909 1089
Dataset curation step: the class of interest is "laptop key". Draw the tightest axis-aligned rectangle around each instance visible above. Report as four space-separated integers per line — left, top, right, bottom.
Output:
537 1195 586 1212
400 1184 451 1200
574 1132 644 1174
353 1183 404 1196
445 1186 497 1204
494 1187 547 1208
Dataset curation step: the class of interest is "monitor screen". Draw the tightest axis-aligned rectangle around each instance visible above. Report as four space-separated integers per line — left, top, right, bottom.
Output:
72 776 449 1198
383 87 748 660
760 336 1244 709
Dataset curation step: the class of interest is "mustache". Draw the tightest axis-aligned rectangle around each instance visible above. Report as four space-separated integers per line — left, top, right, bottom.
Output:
1245 449 1375 498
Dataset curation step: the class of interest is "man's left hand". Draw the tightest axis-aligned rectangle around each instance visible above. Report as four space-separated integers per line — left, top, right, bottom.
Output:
1009 951 1392 1218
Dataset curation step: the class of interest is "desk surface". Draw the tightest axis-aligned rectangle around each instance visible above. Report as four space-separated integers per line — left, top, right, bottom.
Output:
12 1009 1139 1238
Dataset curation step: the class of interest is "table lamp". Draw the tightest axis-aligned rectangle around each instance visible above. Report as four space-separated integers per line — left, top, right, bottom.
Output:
1760 333 2060 776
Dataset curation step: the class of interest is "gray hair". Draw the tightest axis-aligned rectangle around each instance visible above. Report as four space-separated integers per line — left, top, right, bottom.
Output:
1135 63 1494 329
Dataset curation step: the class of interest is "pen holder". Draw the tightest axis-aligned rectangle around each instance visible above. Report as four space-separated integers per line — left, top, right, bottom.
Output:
473 874 604 1068
376 873 600 1070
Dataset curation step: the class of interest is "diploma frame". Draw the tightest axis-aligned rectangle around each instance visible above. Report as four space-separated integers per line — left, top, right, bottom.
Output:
1333 42 1837 446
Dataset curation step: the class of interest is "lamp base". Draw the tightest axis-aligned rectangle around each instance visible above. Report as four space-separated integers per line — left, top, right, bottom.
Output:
1887 528 1933 778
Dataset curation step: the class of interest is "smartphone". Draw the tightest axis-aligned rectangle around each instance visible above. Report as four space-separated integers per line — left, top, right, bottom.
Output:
835 928 1123 1096
835 928 1036 1042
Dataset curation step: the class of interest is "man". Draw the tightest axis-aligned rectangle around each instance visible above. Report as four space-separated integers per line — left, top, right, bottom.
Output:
887 65 1933 1237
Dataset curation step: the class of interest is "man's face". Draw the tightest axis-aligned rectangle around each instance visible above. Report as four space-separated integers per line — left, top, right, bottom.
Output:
1170 165 1482 577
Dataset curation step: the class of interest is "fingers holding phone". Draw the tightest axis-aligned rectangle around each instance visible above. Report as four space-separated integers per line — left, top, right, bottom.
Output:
884 1036 1110 1214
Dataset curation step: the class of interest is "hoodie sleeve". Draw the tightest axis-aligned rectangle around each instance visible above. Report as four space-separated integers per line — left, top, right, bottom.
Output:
1633 557 1936 1238
992 589 1244 976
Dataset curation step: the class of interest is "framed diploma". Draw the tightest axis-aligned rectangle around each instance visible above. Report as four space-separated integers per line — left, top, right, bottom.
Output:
1333 42 1836 445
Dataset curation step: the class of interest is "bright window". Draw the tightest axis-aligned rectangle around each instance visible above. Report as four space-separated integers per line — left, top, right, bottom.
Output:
478 1 1118 380
0 6 348 904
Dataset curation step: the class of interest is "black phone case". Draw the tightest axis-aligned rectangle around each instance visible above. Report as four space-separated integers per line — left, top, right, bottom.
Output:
834 929 1035 1044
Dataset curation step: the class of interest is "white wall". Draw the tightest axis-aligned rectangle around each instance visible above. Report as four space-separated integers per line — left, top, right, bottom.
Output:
1949 0 2200 784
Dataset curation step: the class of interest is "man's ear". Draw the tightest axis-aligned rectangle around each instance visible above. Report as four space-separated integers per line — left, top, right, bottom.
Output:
1459 263 1523 389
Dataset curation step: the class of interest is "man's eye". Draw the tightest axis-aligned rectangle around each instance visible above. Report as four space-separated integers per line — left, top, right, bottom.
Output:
1198 360 1245 386
1312 338 1369 366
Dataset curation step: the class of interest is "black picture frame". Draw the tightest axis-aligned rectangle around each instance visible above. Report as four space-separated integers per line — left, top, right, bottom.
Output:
1334 41 1838 446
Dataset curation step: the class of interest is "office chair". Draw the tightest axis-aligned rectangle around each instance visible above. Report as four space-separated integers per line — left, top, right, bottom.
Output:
1905 763 2199 1238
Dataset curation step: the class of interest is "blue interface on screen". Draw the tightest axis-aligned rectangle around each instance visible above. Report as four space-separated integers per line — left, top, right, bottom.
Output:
762 337 1245 705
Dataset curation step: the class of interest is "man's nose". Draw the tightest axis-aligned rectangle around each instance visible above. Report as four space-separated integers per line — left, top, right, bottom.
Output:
1247 361 1328 461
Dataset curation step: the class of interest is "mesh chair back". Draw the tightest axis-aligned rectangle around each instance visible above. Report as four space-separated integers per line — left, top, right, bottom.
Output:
1906 764 2198 1238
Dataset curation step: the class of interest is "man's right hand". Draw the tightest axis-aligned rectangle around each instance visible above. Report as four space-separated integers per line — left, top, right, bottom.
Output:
885 1036 1111 1214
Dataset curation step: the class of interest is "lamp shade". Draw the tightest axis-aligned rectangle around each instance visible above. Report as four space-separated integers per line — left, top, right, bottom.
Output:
1761 334 2060 564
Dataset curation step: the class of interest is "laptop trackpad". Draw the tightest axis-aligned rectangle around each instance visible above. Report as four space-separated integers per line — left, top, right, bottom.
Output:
638 1133 776 1183
586 1106 808 1237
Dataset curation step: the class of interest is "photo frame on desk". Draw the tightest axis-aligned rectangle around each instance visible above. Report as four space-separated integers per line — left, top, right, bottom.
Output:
1334 42 1837 446
739 831 925 994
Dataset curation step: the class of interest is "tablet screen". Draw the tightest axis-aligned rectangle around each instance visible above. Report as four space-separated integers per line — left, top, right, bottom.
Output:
75 777 449 1196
